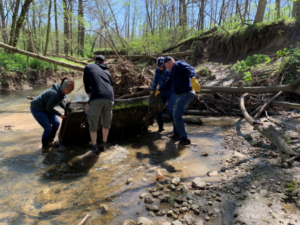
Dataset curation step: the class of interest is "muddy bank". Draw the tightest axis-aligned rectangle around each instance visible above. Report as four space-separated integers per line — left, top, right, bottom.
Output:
0 69 82 94
191 19 300 62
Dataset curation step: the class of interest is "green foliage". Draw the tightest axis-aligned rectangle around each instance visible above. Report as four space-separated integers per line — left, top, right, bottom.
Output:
0 52 84 73
286 180 297 192
233 54 271 84
276 43 300 83
169 194 177 203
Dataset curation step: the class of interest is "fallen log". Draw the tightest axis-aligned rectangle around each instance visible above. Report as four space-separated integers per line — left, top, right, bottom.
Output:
0 42 84 72
240 93 298 156
200 81 300 95
270 101 300 111
162 27 217 53
104 51 193 59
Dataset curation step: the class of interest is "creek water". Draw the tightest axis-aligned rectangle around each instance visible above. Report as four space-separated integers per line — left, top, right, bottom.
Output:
0 77 236 224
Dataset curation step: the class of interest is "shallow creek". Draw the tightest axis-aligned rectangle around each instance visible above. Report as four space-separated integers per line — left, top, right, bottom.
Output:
0 77 237 224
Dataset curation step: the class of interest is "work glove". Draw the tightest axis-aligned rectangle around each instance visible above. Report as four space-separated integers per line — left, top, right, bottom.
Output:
191 77 201 92
150 91 155 95
155 90 161 97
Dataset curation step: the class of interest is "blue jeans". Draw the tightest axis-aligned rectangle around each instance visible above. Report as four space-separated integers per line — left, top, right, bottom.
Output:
157 92 177 133
30 107 60 140
173 92 195 141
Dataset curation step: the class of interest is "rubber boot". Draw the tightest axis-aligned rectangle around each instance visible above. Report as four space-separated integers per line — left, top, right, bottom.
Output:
48 129 57 143
157 118 164 132
42 138 49 148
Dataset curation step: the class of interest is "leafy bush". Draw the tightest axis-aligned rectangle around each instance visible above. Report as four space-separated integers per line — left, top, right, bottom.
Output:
233 54 271 84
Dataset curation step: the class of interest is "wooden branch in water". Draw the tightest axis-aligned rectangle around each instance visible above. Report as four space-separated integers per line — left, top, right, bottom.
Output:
78 214 90 225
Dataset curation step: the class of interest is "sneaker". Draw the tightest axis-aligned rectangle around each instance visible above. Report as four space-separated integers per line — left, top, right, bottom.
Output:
167 134 180 140
98 143 106 152
91 144 100 155
178 139 191 146
157 128 165 133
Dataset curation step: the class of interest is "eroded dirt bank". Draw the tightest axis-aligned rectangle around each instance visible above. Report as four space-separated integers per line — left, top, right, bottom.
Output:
0 70 82 94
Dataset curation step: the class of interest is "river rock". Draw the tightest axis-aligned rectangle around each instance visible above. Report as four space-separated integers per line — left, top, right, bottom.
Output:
137 217 154 225
214 208 221 213
194 190 202 195
181 184 189 193
233 187 241 193
145 196 154 204
167 210 178 219
194 219 204 225
100 204 109 212
201 152 208 156
146 204 159 212
232 152 246 159
126 177 134 184
123 219 135 225
155 183 164 190
184 214 194 225
221 167 226 172
192 177 206 189
173 202 180 208
207 171 218 177
172 177 181 186
205 216 210 221
152 191 163 198
40 201 67 215
148 211 155 217
175 195 187 203
140 193 148 199
182 202 189 207
180 207 189 212
186 192 193 200
155 222 171 225
171 221 183 225
0 212 19 223
160 195 170 202
260 190 268 197
168 184 176 190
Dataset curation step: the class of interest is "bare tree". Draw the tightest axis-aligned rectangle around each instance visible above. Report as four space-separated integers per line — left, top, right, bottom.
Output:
54 0 59 55
0 0 8 43
78 0 84 56
44 0 52 56
293 0 300 17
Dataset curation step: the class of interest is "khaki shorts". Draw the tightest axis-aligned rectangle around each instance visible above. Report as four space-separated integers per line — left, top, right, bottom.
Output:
87 99 114 131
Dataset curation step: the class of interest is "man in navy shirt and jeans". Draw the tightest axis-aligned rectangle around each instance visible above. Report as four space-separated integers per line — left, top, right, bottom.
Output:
150 57 177 133
163 56 200 145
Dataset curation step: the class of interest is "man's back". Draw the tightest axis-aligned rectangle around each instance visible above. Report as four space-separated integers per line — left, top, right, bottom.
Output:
83 62 114 101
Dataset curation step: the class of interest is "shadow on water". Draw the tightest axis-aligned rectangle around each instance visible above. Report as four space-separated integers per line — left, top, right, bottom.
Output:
41 145 99 180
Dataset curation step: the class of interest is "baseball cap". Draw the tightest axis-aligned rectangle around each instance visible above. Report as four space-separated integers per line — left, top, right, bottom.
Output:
95 55 106 62
163 56 172 64
156 57 164 67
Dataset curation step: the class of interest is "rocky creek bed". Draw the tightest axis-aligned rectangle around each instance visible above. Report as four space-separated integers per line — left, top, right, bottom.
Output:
116 113 300 225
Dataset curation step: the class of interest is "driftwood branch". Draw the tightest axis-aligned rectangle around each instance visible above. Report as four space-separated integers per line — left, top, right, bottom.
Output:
78 214 90 225
240 93 298 156
253 91 282 119
0 42 84 72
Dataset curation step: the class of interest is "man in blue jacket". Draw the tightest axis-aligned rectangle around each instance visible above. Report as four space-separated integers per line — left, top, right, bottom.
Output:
150 57 177 133
163 56 200 145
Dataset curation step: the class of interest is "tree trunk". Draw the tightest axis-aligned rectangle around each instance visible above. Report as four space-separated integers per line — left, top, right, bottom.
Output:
0 0 8 44
32 0 36 38
11 0 33 47
44 0 52 56
200 0 204 30
276 0 281 19
254 0 267 23
293 0 300 17
54 0 59 55
70 0 73 56
145 0 154 35
78 0 84 57
8 0 21 46
63 0 69 55
243 0 248 26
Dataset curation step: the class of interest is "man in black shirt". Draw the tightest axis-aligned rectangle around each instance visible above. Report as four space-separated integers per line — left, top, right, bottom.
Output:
83 55 114 154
